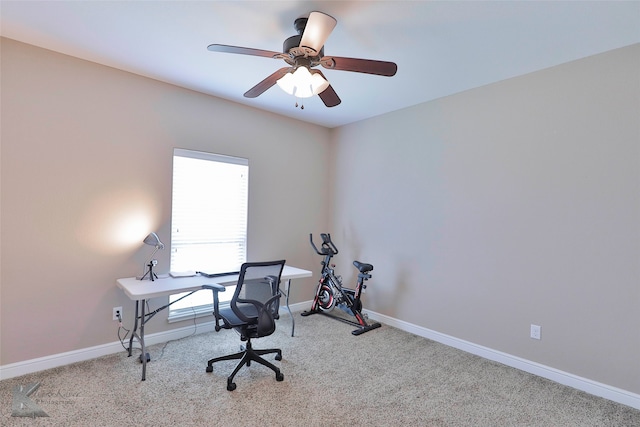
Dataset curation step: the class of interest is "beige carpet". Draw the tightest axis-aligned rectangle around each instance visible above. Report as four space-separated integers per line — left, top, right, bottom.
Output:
1 312 639 426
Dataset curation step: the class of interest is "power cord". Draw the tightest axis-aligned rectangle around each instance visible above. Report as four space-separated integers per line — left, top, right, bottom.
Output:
116 311 131 352
115 302 201 359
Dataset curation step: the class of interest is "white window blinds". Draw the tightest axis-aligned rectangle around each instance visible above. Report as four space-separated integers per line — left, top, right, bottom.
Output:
170 148 248 275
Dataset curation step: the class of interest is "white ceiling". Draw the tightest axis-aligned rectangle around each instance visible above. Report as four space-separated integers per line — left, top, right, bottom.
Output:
1 1 639 128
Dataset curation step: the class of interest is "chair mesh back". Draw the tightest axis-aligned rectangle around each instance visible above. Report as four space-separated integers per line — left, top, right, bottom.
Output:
232 261 285 325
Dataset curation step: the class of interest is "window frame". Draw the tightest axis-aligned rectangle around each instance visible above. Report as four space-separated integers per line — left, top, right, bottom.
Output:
167 148 248 322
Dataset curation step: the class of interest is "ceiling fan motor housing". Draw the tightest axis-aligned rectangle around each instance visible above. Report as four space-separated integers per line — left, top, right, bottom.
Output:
283 34 301 54
294 17 308 34
284 17 324 58
284 34 324 59
283 17 308 54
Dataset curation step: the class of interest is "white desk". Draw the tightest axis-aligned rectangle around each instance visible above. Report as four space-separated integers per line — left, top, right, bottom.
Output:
117 265 312 380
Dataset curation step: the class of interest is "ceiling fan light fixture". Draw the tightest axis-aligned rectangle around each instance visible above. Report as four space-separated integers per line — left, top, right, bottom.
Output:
276 66 329 98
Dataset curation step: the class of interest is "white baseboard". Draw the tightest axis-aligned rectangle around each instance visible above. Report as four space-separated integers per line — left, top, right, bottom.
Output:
2 304 638 411
0 321 219 381
284 301 309 314
365 310 640 411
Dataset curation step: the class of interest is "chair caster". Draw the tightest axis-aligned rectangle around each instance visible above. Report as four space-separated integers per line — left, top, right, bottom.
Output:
139 353 150 363
276 372 284 382
275 353 282 361
206 365 213 373
227 381 237 391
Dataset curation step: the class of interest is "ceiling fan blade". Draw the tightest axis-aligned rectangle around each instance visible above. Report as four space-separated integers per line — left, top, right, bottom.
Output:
207 44 281 59
317 84 341 108
311 70 341 107
299 11 337 55
321 56 397 77
243 67 292 98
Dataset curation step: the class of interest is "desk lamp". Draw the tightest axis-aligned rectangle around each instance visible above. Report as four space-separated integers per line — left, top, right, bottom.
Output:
139 232 164 281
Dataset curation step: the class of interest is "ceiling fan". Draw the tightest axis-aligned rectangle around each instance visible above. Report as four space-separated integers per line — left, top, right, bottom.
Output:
207 11 397 108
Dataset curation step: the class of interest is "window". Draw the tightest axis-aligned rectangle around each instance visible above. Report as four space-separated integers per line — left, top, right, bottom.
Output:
168 148 248 320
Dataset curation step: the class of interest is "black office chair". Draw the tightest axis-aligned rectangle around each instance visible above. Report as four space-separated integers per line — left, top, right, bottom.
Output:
203 260 286 391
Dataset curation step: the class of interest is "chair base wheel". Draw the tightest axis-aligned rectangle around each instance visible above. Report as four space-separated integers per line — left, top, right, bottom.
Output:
275 353 282 361
276 372 284 382
206 365 213 373
227 381 237 391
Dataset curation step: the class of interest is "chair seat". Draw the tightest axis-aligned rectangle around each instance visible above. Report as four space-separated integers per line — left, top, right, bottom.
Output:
218 305 252 328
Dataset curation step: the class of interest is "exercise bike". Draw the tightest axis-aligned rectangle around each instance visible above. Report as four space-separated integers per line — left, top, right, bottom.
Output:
301 233 381 335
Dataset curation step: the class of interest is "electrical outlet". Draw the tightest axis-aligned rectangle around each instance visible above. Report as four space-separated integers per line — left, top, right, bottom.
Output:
113 306 123 321
530 324 541 340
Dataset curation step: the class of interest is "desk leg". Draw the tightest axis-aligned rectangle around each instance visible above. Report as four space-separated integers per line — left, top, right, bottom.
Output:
128 301 139 358
127 299 148 381
140 299 147 381
285 279 295 337
127 300 147 380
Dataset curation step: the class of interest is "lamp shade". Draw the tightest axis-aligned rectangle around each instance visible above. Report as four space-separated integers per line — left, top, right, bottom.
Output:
276 67 329 98
143 232 164 249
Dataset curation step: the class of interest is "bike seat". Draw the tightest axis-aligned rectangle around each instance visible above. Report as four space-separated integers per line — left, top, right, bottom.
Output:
353 261 373 274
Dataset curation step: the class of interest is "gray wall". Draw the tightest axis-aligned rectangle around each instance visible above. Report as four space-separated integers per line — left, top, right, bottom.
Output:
0 38 328 365
330 43 640 394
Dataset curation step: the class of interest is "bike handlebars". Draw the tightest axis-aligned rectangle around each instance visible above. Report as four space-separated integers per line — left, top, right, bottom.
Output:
309 233 339 256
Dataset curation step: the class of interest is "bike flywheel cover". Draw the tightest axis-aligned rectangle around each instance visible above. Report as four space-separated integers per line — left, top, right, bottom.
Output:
318 284 335 311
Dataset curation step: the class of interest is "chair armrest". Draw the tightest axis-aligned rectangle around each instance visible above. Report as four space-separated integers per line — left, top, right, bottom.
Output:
264 275 279 294
203 284 226 292
203 284 226 331
264 290 282 317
